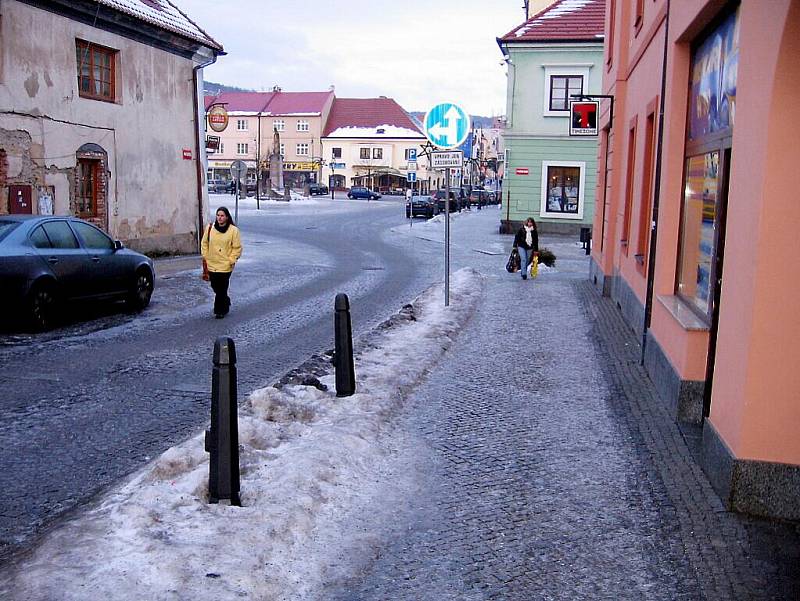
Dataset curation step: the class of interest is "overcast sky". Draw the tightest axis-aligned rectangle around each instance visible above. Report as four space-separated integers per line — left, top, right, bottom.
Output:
182 0 524 116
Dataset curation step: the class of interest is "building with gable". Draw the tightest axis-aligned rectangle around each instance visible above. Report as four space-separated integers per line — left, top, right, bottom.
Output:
203 89 335 190
497 0 605 234
321 97 429 194
0 0 223 254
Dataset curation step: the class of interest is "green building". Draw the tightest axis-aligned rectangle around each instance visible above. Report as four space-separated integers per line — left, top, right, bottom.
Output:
497 0 605 234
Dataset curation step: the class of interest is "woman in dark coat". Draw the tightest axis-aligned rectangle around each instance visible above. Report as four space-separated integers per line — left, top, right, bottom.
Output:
513 217 539 280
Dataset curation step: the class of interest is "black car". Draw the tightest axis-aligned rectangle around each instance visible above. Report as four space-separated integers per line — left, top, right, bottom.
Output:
347 186 381 200
0 215 155 331
405 195 438 219
308 183 329 196
433 189 462 213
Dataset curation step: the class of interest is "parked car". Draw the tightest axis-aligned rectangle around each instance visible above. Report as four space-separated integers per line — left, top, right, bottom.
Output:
0 215 155 331
308 183 329 196
347 186 381 200
434 188 462 212
468 189 497 208
405 195 438 219
207 178 226 193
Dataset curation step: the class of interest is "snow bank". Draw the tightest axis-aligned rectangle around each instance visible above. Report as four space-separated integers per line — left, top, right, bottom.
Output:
0 269 483 600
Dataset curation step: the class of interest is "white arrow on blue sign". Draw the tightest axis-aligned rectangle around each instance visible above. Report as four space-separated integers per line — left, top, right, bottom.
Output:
423 102 471 149
407 172 417 183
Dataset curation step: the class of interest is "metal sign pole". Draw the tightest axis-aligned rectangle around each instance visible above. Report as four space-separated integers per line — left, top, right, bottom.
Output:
445 166 450 307
235 180 239 224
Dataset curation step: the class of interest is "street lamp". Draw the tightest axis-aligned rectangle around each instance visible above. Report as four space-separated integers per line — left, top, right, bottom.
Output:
330 150 335 200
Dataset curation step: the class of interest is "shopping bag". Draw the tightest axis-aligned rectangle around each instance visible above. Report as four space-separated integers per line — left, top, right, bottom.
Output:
506 248 520 273
530 255 539 278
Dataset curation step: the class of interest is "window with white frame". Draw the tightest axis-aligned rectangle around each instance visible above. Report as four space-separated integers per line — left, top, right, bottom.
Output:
296 143 309 156
280 143 285 157
372 148 383 160
273 119 285 131
359 147 370 160
542 65 592 116
296 119 309 132
219 142 224 154
332 147 342 159
540 161 585 219
236 143 249 155
549 75 583 111
236 119 248 131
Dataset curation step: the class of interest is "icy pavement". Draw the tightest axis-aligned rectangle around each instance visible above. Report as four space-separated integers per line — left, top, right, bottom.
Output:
0 270 483 600
2 206 797 600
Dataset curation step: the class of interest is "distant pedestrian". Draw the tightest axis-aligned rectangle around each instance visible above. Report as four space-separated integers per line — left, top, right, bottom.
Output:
513 217 539 280
201 206 243 318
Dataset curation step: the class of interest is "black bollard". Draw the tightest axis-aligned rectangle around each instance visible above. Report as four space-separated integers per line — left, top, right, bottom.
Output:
205 336 241 506
332 293 356 397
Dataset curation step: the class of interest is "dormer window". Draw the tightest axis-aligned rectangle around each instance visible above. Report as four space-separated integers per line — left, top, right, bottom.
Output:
376 128 385 134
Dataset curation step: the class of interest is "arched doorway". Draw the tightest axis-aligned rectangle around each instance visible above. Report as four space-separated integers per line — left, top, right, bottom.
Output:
75 143 108 230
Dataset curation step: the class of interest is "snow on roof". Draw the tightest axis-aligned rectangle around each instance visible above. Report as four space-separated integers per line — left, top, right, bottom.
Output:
97 0 222 50
500 0 605 43
322 98 423 138
325 125 424 139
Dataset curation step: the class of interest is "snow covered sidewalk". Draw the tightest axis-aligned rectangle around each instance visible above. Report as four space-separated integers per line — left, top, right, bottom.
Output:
0 269 483 600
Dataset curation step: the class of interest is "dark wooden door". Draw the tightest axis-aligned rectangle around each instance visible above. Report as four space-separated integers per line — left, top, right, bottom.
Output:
9 185 32 214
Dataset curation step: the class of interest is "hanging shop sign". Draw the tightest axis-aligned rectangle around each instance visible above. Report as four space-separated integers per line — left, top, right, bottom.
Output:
207 105 229 133
569 100 599 136
206 135 220 152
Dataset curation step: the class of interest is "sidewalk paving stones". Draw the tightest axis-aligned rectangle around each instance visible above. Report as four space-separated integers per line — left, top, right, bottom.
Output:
329 210 799 600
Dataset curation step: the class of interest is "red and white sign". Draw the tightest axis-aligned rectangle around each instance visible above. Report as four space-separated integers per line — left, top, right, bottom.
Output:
569 100 599 136
182 148 192 160
515 167 529 175
207 104 229 133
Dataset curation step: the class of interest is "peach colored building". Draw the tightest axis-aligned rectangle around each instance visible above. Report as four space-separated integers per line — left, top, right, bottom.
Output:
590 0 799 520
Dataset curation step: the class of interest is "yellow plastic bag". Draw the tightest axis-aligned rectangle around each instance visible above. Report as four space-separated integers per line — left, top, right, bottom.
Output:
530 255 539 278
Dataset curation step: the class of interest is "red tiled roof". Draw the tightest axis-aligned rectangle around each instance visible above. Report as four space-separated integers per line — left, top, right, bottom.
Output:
499 0 605 43
322 98 423 137
266 91 334 116
204 92 272 112
203 91 333 115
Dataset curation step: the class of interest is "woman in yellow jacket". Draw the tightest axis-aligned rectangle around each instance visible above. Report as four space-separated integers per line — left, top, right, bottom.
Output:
201 206 243 318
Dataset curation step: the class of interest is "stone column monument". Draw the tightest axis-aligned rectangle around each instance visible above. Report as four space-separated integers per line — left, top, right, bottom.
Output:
269 128 284 192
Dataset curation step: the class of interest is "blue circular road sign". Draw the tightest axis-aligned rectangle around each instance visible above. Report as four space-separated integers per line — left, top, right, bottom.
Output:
423 102 471 149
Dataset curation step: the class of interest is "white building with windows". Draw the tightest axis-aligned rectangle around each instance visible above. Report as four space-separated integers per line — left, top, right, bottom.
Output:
0 0 222 253
321 97 429 194
203 90 335 190
497 0 605 234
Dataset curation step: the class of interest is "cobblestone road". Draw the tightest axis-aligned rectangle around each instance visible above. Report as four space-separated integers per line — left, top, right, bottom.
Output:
327 211 800 600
